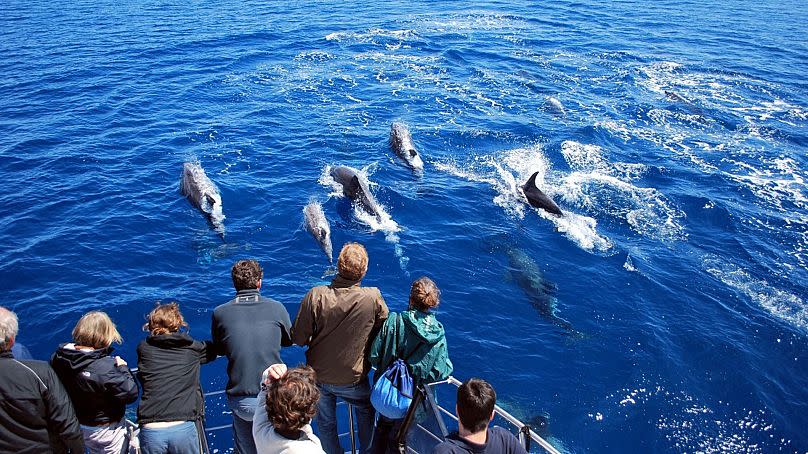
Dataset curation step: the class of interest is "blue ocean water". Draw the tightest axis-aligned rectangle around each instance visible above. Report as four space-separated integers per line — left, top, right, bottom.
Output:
1 0 806 452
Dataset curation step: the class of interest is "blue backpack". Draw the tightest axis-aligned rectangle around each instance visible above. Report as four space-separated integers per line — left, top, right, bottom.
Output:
371 326 424 419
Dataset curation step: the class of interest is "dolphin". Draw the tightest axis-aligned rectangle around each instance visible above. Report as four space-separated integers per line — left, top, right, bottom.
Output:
329 166 383 220
506 247 575 333
389 122 424 171
303 201 333 263
180 162 225 238
521 171 563 217
544 96 566 117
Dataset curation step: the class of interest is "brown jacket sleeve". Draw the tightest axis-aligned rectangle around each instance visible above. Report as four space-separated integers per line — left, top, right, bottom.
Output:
292 289 315 346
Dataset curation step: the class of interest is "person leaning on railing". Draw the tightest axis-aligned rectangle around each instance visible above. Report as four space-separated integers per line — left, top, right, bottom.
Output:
50 311 139 453
291 242 389 454
136 302 217 454
252 363 326 454
369 276 453 454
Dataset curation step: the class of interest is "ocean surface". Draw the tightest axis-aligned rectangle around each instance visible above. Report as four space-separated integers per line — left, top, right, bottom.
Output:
1 0 806 452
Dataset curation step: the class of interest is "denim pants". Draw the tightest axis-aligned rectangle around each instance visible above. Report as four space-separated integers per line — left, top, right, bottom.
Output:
227 395 258 454
139 421 200 454
315 378 375 454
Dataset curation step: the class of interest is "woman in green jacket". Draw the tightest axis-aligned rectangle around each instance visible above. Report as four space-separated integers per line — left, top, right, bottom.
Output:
369 276 453 454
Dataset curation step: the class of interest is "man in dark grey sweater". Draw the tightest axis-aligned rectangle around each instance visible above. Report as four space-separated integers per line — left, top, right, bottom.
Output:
212 260 292 454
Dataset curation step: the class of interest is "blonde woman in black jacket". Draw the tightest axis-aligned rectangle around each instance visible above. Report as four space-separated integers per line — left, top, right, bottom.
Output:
51 311 139 453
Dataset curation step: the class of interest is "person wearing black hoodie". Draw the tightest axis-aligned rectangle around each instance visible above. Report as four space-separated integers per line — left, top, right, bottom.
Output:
51 311 139 453
137 302 217 454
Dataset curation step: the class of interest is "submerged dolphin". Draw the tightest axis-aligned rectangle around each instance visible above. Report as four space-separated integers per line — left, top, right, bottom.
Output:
521 171 563 217
507 248 575 333
303 201 333 263
389 122 424 171
329 166 382 219
544 96 566 117
180 162 225 238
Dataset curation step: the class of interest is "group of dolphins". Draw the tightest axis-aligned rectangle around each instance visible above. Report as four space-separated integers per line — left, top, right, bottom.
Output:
179 121 574 332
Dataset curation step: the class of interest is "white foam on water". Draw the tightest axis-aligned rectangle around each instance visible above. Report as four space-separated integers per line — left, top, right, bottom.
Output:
595 382 789 453
325 28 418 44
703 256 807 334
559 141 685 240
319 165 407 271
434 145 613 252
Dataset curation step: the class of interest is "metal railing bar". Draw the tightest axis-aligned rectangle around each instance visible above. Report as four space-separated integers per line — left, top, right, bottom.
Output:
414 424 443 443
205 424 230 432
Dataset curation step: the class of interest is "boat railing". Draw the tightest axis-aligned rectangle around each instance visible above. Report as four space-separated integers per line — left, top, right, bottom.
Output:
133 371 561 454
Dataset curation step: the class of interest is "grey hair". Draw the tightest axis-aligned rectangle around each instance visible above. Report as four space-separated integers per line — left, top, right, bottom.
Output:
0 307 19 352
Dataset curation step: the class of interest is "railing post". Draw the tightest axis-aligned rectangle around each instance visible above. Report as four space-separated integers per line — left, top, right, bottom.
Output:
347 403 357 454
395 385 426 454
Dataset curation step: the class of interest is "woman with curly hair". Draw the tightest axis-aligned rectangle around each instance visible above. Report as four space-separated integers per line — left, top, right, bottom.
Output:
253 363 325 454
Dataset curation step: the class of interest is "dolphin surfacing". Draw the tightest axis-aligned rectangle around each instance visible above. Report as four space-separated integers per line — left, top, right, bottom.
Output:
329 165 382 219
303 201 333 263
389 122 424 171
521 171 563 217
180 162 225 238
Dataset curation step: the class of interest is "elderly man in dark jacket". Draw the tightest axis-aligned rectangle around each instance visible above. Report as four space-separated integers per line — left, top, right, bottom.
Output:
0 306 84 453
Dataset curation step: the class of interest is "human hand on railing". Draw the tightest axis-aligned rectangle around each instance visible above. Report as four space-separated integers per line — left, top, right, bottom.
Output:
114 356 127 367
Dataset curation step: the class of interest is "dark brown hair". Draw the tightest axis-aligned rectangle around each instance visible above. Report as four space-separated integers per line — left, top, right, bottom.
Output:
457 378 496 433
409 276 440 311
143 302 188 336
231 260 263 291
265 366 320 432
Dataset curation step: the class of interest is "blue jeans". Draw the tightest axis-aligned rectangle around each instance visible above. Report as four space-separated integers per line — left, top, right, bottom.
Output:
139 421 200 454
228 395 258 454
315 378 375 454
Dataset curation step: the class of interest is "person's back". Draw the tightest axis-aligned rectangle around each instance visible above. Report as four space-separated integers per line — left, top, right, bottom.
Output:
370 277 453 454
211 259 292 454
431 379 527 454
0 306 84 453
137 302 216 454
292 243 388 454
50 311 138 453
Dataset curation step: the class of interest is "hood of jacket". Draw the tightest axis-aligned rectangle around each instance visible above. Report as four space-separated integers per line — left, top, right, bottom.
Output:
146 331 195 348
51 343 113 372
400 309 445 344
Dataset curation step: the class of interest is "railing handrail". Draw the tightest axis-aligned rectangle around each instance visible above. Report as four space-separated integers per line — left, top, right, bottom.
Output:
430 376 561 454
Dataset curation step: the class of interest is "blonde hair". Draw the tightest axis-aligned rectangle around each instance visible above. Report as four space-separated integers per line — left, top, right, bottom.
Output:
337 243 368 281
144 302 188 336
72 311 123 349
409 277 440 311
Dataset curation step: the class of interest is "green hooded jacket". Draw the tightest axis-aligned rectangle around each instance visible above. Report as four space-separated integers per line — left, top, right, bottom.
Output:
369 309 453 386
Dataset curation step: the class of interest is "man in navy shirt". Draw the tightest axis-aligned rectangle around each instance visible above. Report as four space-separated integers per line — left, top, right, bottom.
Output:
212 260 293 454
432 379 528 454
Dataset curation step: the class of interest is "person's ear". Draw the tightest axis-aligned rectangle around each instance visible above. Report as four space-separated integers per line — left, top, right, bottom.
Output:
489 411 495 422
257 279 262 289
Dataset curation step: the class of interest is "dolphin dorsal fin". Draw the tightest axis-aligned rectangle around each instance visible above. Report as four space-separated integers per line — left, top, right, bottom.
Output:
524 171 539 190
205 194 216 206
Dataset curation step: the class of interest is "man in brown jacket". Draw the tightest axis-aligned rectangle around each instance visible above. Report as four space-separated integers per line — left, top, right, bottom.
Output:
292 242 389 454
